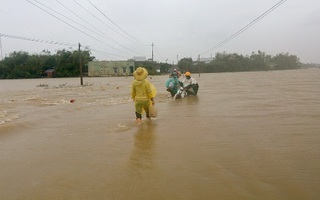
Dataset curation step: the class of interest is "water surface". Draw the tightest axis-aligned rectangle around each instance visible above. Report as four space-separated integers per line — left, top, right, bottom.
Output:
1 69 319 199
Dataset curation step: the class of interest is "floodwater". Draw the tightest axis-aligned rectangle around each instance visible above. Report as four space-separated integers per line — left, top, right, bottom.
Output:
0 69 319 200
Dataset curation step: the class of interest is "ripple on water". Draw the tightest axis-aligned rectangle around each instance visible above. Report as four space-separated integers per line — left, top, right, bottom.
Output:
0 111 19 125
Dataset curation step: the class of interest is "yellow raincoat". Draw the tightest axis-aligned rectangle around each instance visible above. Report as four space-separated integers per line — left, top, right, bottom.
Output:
131 79 156 115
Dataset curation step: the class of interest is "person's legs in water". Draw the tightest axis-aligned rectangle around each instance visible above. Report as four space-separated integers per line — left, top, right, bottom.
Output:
135 112 142 124
167 88 175 97
135 100 151 123
142 100 151 120
171 90 175 97
192 84 199 95
135 100 143 124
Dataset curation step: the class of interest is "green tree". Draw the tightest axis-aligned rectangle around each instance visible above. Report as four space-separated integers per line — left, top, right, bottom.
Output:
54 49 94 77
271 53 300 70
249 51 269 71
134 61 157 75
159 63 171 74
178 58 193 72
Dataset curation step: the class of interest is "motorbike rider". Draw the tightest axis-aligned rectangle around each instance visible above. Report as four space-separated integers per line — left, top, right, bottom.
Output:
169 68 181 78
165 71 182 97
181 71 199 96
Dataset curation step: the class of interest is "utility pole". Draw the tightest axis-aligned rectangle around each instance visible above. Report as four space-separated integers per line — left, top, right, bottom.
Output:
78 43 83 86
151 43 154 62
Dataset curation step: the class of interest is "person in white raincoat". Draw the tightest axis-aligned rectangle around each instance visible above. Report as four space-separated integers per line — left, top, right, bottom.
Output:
181 71 199 96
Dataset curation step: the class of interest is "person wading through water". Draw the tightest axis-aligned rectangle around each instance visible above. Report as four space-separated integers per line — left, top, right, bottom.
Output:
131 67 156 124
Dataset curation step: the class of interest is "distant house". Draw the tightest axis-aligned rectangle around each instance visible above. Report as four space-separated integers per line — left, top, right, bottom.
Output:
132 56 146 62
88 61 135 77
199 57 214 64
44 69 55 78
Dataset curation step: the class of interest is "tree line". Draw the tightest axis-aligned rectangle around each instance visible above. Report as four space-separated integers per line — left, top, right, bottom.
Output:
177 51 300 74
0 49 300 79
0 49 94 79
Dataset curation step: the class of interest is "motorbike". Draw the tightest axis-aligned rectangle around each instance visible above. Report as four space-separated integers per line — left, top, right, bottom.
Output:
173 87 187 100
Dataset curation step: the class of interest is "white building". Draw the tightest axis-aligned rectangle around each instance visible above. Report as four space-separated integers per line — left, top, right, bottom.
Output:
88 60 135 77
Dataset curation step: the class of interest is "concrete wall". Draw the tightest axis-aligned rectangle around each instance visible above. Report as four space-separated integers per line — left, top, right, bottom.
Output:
88 61 135 77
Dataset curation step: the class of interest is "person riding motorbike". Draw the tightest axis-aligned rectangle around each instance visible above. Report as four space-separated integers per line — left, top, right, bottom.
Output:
181 71 199 96
165 72 182 97
169 69 181 78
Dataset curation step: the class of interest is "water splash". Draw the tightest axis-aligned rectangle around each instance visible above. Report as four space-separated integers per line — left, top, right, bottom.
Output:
0 111 19 125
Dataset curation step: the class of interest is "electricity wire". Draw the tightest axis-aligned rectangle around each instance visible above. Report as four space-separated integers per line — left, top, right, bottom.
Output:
0 32 77 47
72 0 129 41
28 0 130 55
201 0 287 56
3 1 157 60
0 32 122 58
1 6 121 59
55 0 144 56
87 0 146 45
26 0 137 59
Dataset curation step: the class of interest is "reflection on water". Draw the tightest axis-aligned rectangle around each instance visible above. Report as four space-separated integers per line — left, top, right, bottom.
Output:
1 69 320 199
128 121 156 175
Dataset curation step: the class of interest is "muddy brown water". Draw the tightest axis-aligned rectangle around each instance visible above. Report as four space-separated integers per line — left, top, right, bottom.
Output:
1 69 319 199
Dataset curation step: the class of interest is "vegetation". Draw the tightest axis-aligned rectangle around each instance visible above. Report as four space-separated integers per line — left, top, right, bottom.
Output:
0 49 94 79
300 63 320 69
177 51 301 74
0 49 301 79
134 61 158 75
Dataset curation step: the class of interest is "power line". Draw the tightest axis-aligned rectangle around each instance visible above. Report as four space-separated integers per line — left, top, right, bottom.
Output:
35 0 106 40
0 8 73 42
3 1 152 60
54 0 118 46
87 0 145 45
26 0 137 59
201 0 287 56
0 32 123 58
1 5 122 59
55 0 144 56
88 48 127 59
72 0 129 41
0 32 77 47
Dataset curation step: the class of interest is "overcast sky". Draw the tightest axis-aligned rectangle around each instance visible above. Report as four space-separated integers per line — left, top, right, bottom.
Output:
1 0 319 64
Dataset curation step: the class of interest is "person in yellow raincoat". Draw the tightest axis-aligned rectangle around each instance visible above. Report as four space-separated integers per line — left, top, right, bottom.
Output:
131 67 156 124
